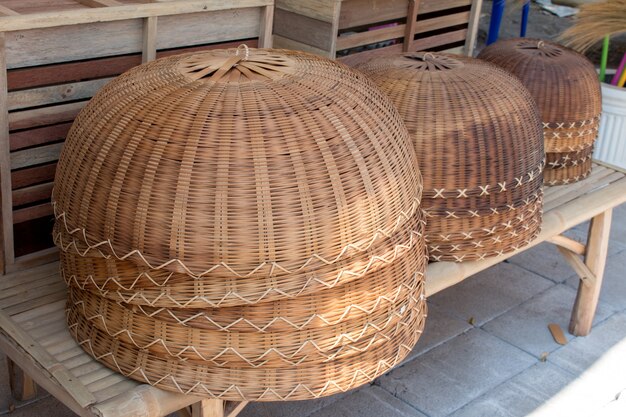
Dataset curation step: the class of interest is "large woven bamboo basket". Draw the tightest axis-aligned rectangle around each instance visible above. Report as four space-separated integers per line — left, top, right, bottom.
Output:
52 48 428 400
478 38 602 185
357 52 544 262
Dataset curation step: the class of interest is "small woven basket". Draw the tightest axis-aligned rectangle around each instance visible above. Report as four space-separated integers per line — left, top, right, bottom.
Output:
357 52 544 262
53 48 428 400
478 38 602 185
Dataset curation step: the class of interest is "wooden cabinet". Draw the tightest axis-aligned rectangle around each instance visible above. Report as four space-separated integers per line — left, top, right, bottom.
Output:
0 0 274 273
273 0 483 66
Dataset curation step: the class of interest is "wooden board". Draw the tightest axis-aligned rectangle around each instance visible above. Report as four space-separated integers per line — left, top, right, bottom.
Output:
274 7 334 50
275 0 338 23
11 164 57 190
5 8 261 68
338 0 408 30
10 122 71 151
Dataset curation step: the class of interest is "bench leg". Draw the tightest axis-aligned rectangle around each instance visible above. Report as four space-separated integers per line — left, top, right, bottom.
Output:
569 209 613 336
6 357 37 401
179 400 248 417
191 399 224 417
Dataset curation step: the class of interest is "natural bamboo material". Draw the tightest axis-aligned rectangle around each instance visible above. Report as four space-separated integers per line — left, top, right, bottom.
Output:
0 0 274 274
478 38 602 185
53 48 428 400
357 52 544 262
2 162 625 417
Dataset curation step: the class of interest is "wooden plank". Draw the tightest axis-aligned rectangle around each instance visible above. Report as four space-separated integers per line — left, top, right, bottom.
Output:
274 8 334 51
10 142 63 170
91 379 138 404
9 103 84 130
141 16 157 63
0 4 19 15
7 38 260 91
544 172 623 212
26 314 67 340
0 0 272 31
12 163 57 190
12 301 65 327
0 33 15 269
338 0 407 30
75 0 124 7
7 358 38 401
12 182 53 207
273 34 332 57
412 28 467 51
85 373 128 393
403 0 419 52
418 0 472 15
557 245 596 287
337 42 403 66
543 165 609 202
12 202 52 224
275 0 338 23
0 334 89 417
0 1 86 15
3 282 66 315
9 122 72 151
6 20 142 69
91 384 204 417
0 262 58 292
336 23 405 51
0 309 96 408
192 399 224 417
570 209 612 336
156 8 260 50
6 8 264 68
464 0 482 56
258 4 273 48
414 11 471 35
7 55 138 90
60 349 93 368
548 234 586 256
7 78 112 111
5 248 59 276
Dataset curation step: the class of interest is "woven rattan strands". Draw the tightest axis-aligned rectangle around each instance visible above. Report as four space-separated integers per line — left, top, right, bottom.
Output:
52 48 428 400
478 38 602 185
357 52 544 262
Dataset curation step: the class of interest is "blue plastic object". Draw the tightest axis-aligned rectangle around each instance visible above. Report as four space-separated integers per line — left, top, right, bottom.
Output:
487 0 506 45
520 1 530 37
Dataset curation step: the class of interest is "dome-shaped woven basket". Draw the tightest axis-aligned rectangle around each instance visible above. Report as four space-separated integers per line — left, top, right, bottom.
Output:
357 52 544 262
53 47 428 400
478 38 601 185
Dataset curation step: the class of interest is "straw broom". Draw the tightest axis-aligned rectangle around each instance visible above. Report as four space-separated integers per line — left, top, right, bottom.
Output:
558 0 626 52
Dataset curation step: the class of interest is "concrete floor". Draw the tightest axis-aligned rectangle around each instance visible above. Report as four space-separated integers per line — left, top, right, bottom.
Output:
1 202 625 417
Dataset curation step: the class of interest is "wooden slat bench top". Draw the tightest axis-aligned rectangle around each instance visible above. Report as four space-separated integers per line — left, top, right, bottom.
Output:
0 162 625 417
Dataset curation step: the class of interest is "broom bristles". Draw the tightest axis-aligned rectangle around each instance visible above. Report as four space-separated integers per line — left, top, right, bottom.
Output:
558 0 626 52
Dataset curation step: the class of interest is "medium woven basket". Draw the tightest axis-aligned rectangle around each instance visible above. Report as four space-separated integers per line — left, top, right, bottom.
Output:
53 48 428 400
357 52 544 262
478 38 602 185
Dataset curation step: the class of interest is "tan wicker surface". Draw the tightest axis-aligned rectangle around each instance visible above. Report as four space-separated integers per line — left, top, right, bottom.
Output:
53 48 428 400
357 52 544 262
478 38 602 185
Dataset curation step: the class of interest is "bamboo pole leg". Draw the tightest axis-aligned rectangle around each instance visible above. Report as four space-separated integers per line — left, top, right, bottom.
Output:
191 399 225 417
7 358 38 401
569 209 613 336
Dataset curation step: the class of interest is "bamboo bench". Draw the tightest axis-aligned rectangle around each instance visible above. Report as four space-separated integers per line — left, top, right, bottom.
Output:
1 162 625 417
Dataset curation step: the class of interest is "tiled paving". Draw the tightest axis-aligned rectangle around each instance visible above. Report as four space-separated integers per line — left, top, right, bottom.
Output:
2 203 624 417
